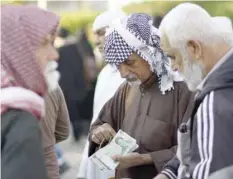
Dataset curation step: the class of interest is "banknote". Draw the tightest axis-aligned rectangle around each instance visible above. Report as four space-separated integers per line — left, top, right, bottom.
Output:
90 130 139 170
91 154 107 170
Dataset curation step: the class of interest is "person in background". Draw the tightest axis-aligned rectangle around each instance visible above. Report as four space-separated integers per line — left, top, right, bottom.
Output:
155 3 233 179
76 28 97 128
53 27 73 174
57 27 96 141
40 85 70 179
1 5 59 179
77 10 126 179
88 13 192 179
54 27 71 48
93 10 127 70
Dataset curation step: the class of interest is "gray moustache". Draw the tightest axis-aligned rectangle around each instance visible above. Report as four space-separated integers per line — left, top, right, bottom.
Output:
126 77 138 82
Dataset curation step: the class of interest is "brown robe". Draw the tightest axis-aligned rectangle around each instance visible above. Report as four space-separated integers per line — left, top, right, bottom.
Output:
89 75 192 179
40 86 70 179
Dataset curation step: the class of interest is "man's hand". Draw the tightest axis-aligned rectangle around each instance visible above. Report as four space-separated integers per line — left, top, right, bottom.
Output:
112 153 153 169
153 174 169 179
91 123 116 144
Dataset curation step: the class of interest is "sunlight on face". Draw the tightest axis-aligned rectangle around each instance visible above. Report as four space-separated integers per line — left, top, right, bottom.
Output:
36 34 59 72
118 53 152 84
160 33 184 72
36 34 60 91
180 49 204 91
94 27 106 55
161 33 204 91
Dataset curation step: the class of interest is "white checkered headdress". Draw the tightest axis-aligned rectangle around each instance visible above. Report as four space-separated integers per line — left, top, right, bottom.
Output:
104 13 176 94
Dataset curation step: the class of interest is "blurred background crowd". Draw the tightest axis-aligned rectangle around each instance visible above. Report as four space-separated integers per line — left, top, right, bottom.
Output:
1 0 233 179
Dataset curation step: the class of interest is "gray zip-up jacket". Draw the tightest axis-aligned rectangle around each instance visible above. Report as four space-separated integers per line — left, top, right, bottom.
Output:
160 48 233 179
1 109 47 179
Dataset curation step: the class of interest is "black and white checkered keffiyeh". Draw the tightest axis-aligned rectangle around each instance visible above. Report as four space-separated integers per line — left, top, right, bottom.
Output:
104 13 175 94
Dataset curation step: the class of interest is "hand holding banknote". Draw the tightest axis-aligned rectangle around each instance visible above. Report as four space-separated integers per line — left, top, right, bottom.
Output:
91 123 116 144
90 130 140 170
113 152 153 169
112 152 142 169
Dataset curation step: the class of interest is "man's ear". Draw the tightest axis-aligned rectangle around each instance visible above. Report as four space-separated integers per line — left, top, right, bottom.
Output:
187 40 203 62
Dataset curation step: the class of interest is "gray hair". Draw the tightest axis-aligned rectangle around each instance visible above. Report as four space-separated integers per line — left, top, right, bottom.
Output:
159 3 232 48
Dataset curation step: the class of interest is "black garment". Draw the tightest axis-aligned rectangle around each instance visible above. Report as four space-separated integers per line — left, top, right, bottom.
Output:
58 43 86 102
58 43 96 140
162 49 233 179
209 165 233 179
1 109 47 179
79 77 97 120
76 28 95 58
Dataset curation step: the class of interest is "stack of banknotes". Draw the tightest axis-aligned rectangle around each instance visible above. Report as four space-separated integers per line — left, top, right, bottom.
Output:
90 130 139 170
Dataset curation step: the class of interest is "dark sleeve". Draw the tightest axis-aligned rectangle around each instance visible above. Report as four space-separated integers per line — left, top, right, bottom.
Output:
150 146 177 173
88 83 129 156
55 86 70 143
209 165 233 179
177 82 193 124
161 156 180 179
150 82 192 172
190 89 233 179
1 110 47 179
78 78 97 119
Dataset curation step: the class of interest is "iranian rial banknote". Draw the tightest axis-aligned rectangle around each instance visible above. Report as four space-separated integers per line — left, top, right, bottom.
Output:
90 130 139 170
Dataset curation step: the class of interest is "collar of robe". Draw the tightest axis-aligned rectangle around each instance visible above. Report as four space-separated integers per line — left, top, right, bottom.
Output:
139 73 157 92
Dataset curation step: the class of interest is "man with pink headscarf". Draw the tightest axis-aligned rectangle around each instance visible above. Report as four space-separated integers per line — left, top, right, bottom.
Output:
1 5 60 179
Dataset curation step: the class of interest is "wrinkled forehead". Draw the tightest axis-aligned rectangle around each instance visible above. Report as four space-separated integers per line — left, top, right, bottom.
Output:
160 32 183 55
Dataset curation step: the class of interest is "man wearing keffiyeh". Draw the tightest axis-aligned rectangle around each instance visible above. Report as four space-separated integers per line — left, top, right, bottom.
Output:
88 13 192 179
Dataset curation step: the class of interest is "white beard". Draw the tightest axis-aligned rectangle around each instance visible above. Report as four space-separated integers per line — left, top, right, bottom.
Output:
126 74 141 86
181 51 204 91
44 61 60 92
128 79 141 86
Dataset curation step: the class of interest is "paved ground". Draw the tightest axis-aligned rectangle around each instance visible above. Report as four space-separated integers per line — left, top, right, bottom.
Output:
58 135 87 179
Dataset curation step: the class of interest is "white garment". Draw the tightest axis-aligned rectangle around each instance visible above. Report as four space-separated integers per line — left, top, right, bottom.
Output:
92 10 126 32
77 64 125 179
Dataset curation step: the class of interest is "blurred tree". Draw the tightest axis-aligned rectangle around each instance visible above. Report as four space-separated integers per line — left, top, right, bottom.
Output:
123 1 233 21
1 0 25 5
59 8 100 34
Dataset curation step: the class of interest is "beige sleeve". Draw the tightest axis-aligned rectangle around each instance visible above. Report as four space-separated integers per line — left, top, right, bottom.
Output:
55 86 70 143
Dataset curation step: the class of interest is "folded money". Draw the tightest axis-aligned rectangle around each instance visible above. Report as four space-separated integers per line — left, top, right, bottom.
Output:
90 130 139 170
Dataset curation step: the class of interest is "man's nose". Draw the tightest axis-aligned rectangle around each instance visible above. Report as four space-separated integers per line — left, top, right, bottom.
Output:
94 36 101 47
119 64 130 78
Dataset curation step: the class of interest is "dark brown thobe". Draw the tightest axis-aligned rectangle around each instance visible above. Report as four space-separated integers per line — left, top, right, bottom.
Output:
89 75 192 179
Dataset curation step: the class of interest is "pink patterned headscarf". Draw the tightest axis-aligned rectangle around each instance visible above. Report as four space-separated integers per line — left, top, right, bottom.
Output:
1 5 60 118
